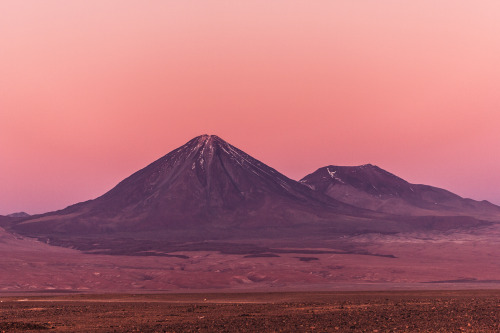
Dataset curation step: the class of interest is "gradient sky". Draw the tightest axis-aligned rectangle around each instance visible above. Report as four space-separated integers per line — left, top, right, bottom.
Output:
1 1 500 215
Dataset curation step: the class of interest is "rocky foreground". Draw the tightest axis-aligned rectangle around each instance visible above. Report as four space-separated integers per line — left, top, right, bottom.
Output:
1 290 499 332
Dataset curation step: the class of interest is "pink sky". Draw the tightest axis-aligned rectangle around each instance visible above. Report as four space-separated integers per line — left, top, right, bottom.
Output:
1 1 500 214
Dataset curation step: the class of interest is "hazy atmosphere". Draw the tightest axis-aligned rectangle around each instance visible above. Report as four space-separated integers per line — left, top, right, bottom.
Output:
2 1 500 215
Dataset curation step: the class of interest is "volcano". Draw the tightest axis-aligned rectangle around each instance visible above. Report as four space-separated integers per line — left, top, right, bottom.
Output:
10 136 493 254
12 135 370 240
300 164 500 218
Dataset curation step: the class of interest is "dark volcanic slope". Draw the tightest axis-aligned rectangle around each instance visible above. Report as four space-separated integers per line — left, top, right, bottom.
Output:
300 164 500 218
13 135 362 238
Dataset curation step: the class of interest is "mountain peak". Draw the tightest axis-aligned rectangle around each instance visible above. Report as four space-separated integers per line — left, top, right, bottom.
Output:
195 134 220 142
185 134 234 169
194 134 228 143
189 134 228 155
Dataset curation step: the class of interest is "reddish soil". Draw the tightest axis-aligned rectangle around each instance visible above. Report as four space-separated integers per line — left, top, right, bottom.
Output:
0 291 498 332
2 225 500 292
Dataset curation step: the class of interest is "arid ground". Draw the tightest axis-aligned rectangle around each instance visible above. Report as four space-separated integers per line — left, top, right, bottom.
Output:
2 224 500 291
1 290 499 332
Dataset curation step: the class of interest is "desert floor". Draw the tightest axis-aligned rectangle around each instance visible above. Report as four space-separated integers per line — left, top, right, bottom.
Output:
1 290 499 332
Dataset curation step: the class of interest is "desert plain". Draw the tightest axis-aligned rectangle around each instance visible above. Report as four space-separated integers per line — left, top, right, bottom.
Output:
1 290 499 332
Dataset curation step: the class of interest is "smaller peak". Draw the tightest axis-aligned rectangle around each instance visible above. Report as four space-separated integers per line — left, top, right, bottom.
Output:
355 164 387 173
7 212 30 218
322 164 366 170
321 164 382 172
342 164 380 170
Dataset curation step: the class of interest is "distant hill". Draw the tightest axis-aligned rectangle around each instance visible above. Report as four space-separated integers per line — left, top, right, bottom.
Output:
7 212 31 218
300 164 500 219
